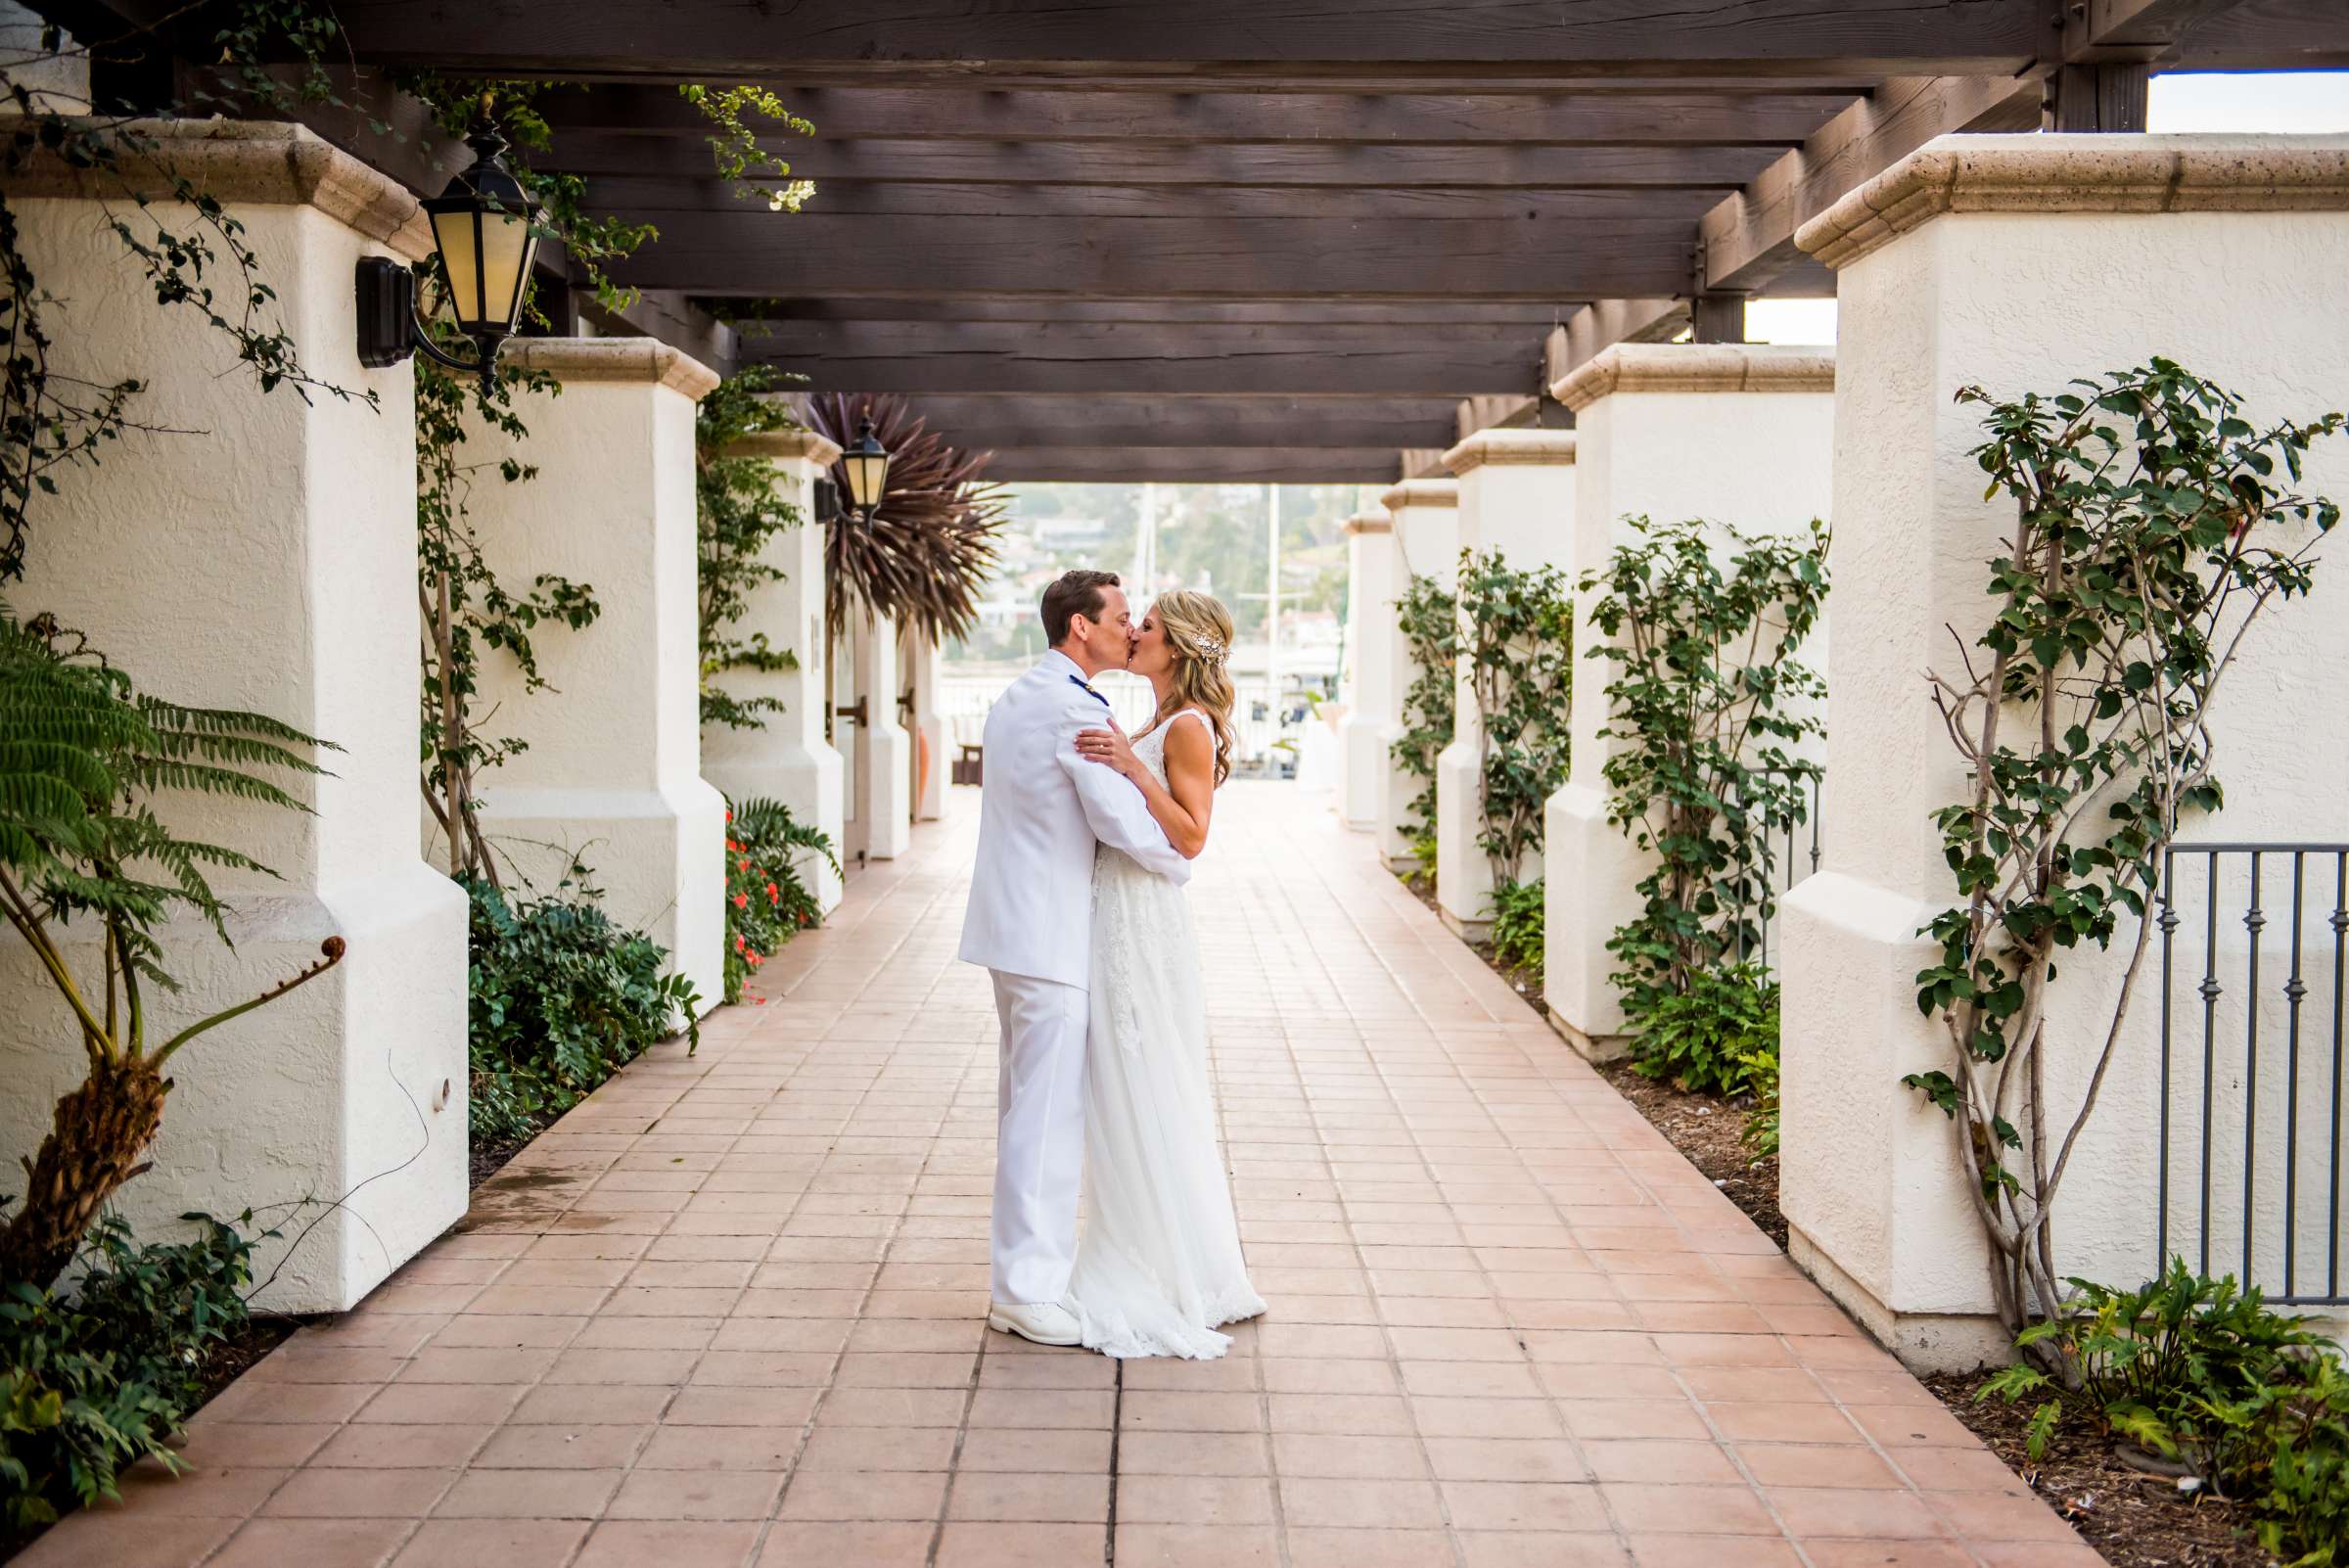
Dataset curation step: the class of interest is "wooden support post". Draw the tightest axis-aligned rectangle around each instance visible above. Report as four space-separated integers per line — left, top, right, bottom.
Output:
1689 294 1747 344
2046 62 2152 131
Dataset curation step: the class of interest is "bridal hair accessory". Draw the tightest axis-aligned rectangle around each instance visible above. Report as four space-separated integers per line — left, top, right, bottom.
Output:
1189 633 1227 668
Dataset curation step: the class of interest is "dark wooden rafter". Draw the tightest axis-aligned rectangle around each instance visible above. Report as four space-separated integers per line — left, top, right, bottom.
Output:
532 82 1867 145
732 322 1553 394
306 0 2059 77
982 446 1403 483
828 394 1467 452
547 136 1789 188
615 217 1689 300
581 175 1726 223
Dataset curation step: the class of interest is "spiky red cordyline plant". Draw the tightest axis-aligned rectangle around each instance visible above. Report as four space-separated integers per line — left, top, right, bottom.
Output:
805 392 1008 642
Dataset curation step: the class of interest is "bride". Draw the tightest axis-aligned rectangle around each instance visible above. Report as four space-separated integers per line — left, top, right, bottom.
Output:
1066 589 1267 1359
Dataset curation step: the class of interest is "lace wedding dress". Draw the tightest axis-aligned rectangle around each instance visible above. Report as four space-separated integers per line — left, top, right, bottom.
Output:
1067 709 1266 1359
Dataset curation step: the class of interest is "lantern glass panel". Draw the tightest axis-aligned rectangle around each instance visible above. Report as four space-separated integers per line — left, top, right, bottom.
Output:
478 208 536 333
430 208 484 326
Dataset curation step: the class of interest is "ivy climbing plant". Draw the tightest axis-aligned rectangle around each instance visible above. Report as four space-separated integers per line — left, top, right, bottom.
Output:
1582 516 1828 1024
1389 573 1456 871
696 369 806 732
415 355 600 885
1456 549 1572 888
1907 361 2342 1349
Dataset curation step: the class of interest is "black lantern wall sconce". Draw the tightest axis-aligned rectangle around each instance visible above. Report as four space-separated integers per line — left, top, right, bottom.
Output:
356 117 541 392
839 417 892 526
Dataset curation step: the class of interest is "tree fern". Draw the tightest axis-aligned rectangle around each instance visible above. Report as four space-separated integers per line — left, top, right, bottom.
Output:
0 609 345 1289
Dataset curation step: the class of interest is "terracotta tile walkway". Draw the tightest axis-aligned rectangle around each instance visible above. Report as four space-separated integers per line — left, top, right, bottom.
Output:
25 784 2096 1568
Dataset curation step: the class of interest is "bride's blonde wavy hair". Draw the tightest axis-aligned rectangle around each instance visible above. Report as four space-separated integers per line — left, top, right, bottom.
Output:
1149 589 1238 786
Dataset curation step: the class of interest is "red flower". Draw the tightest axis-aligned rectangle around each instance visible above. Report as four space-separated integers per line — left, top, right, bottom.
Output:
746 950 763 967
734 934 747 952
737 855 751 871
725 838 741 852
733 892 750 909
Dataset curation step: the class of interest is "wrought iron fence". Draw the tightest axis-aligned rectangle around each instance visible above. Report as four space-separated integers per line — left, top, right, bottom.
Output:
1725 768 1824 973
2156 843 2349 1307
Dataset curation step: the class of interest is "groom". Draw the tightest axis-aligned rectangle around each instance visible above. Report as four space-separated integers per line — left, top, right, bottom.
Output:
957 570 1191 1346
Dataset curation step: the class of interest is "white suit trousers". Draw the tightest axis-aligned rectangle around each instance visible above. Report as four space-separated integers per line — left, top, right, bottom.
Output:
989 969 1089 1305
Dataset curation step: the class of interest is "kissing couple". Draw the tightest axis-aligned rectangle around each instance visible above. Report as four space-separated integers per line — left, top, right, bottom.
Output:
956 570 1267 1359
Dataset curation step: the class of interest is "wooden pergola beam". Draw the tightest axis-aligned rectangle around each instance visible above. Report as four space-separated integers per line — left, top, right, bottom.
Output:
839 393 1464 452
313 1 2054 77
1695 73 2043 295
978 446 1402 483
736 299 1577 327
617 215 1686 300
587 176 1723 223
549 136 1786 189
535 83 1862 145
733 321 1552 394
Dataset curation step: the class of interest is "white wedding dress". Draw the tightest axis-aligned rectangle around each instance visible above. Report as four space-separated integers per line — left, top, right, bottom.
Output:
1067 709 1266 1359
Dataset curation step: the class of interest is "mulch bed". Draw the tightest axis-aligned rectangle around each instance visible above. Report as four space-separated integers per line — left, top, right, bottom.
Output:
1403 866 2277 1568
469 1125 544 1189
1920 1372 2271 1568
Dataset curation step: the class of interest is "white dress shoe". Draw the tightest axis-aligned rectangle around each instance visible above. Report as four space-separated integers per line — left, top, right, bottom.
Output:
988 1299 1082 1347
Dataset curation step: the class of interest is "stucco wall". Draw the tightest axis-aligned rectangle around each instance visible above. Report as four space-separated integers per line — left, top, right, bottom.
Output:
1435 435 1577 936
1374 482 1459 872
0 163 466 1311
1783 147 2349 1361
461 345 727 1013
1543 353 1835 1054
700 442 846 911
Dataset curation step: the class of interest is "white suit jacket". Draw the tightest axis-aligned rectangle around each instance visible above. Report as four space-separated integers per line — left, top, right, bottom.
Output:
958 650 1190 988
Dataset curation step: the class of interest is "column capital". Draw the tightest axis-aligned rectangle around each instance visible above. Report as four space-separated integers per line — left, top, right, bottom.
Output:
1553 343 1835 412
726 429 844 466
1798 132 2349 272
507 336 723 401
1343 510 1392 535
4 117 433 260
1441 427 1576 477
1377 477 1457 512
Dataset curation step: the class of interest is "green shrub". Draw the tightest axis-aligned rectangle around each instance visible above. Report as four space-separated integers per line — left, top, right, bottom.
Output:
723 797 838 1005
466 873 701 1145
1 1214 254 1530
1627 961 1778 1097
1390 576 1456 849
1488 878 1545 979
1401 831 1439 892
1979 1263 2349 1565
1734 1043 1779 1157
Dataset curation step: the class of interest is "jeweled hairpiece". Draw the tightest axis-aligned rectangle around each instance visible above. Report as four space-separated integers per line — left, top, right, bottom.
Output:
1189 634 1227 668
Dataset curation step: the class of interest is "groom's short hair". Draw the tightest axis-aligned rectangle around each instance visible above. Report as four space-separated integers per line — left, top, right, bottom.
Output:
1041 570 1121 647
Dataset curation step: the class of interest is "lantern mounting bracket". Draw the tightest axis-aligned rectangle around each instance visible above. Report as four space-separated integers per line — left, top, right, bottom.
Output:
354 258 511 392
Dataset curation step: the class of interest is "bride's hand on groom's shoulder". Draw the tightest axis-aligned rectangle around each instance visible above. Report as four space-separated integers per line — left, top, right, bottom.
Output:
1075 721 1140 779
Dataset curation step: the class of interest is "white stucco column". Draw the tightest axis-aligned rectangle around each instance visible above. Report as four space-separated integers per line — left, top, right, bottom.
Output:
1335 509 1396 831
466 338 726 1014
1373 479 1459 871
1542 345 1836 1061
701 427 846 912
845 605 912 863
0 122 466 1311
1434 431 1578 938
1779 134 2349 1366
903 625 947 822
